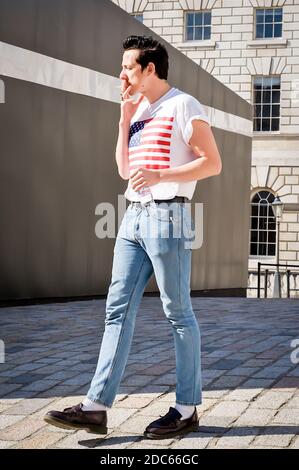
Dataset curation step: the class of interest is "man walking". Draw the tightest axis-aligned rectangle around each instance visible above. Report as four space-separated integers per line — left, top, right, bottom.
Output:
45 35 222 439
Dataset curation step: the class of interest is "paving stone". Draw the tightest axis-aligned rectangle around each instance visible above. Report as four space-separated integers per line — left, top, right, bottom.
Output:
0 414 25 430
0 440 16 448
107 408 138 429
122 375 155 387
80 431 140 449
252 429 295 447
208 401 249 418
290 436 299 448
118 414 157 433
2 398 56 416
14 430 67 449
114 395 154 409
214 432 257 449
20 380 59 392
272 408 299 425
250 391 293 410
233 408 276 427
224 388 263 402
171 433 212 449
0 416 46 441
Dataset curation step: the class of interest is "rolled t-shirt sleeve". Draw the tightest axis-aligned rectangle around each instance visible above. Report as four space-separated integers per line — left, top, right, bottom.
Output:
177 95 211 146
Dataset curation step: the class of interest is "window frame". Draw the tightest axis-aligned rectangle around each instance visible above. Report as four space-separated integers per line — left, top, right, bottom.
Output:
254 7 283 40
250 190 277 258
252 75 281 133
184 10 212 42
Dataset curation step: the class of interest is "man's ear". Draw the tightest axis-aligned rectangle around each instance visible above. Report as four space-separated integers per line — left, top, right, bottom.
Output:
147 62 156 76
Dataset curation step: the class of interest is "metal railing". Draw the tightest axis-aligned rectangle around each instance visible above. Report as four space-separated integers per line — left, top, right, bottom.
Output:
255 263 299 298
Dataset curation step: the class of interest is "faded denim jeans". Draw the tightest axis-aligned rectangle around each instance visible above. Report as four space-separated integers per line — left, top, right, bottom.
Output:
87 201 201 407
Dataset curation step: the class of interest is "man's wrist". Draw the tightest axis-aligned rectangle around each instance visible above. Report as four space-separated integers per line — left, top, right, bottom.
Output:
119 118 130 127
159 169 170 183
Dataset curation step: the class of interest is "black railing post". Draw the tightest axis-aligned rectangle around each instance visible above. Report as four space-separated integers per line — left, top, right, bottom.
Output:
287 270 290 298
265 269 268 298
258 262 261 299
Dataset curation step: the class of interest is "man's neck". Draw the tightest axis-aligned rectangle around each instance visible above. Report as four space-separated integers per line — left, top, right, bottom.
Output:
143 82 172 105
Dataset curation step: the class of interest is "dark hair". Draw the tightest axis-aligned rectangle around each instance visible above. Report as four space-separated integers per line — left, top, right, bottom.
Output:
122 35 169 80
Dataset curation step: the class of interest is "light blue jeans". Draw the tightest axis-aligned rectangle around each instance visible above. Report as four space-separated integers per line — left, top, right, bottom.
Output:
87 201 201 407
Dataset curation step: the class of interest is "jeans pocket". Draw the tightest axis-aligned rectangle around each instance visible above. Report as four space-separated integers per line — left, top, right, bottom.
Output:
148 203 181 224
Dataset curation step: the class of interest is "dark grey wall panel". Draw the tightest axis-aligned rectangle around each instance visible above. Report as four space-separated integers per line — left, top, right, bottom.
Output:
0 0 252 301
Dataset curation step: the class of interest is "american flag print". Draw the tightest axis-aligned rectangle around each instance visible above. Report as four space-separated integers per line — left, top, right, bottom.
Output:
128 116 174 170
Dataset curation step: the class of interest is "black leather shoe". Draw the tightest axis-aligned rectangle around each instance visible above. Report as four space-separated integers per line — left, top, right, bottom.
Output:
44 403 108 434
144 406 198 439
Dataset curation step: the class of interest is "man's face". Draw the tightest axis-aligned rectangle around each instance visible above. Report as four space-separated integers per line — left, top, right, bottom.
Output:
119 49 147 95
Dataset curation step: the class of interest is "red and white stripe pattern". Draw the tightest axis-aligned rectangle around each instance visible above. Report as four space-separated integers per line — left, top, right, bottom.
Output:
128 116 174 170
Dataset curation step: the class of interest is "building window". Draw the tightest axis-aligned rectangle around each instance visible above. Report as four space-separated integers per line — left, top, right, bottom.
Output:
250 191 276 257
255 8 283 39
185 11 211 41
132 13 143 23
253 76 280 132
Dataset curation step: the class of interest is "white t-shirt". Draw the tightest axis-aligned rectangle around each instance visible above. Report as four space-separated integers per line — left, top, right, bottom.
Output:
124 87 211 202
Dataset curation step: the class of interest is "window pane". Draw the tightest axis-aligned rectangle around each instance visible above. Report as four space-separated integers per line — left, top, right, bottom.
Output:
255 104 262 117
195 27 203 40
204 12 211 25
256 24 264 38
251 230 258 243
262 119 271 131
265 23 273 37
263 104 271 117
134 14 143 23
260 191 269 199
251 218 258 230
272 78 280 88
272 104 280 117
263 90 271 102
272 90 280 103
254 118 261 131
265 9 274 23
254 77 263 87
268 231 276 243
274 23 282 37
274 8 282 22
204 27 211 39
187 13 194 26
187 27 194 41
252 202 259 212
254 90 262 104
256 9 265 23
259 219 268 230
195 13 203 26
268 244 276 256
250 243 258 256
258 243 267 256
271 118 280 131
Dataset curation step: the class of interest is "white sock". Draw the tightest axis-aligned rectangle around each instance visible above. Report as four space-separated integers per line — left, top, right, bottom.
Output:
82 397 108 411
174 404 195 420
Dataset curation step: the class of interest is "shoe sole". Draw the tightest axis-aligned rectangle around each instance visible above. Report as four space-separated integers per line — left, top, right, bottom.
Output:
143 422 199 440
44 415 108 434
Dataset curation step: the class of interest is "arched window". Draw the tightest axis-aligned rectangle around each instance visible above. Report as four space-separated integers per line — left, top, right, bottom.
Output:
250 191 276 256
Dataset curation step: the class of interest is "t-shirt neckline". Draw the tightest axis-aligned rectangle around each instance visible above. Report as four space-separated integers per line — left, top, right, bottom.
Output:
147 86 176 108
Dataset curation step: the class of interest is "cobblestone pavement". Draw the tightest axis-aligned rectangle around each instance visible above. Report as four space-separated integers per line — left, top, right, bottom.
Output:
0 297 299 449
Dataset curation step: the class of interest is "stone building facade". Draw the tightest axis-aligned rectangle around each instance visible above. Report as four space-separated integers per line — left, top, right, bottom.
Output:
112 0 299 296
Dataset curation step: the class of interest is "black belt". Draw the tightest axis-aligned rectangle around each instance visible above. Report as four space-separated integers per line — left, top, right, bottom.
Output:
131 196 187 206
